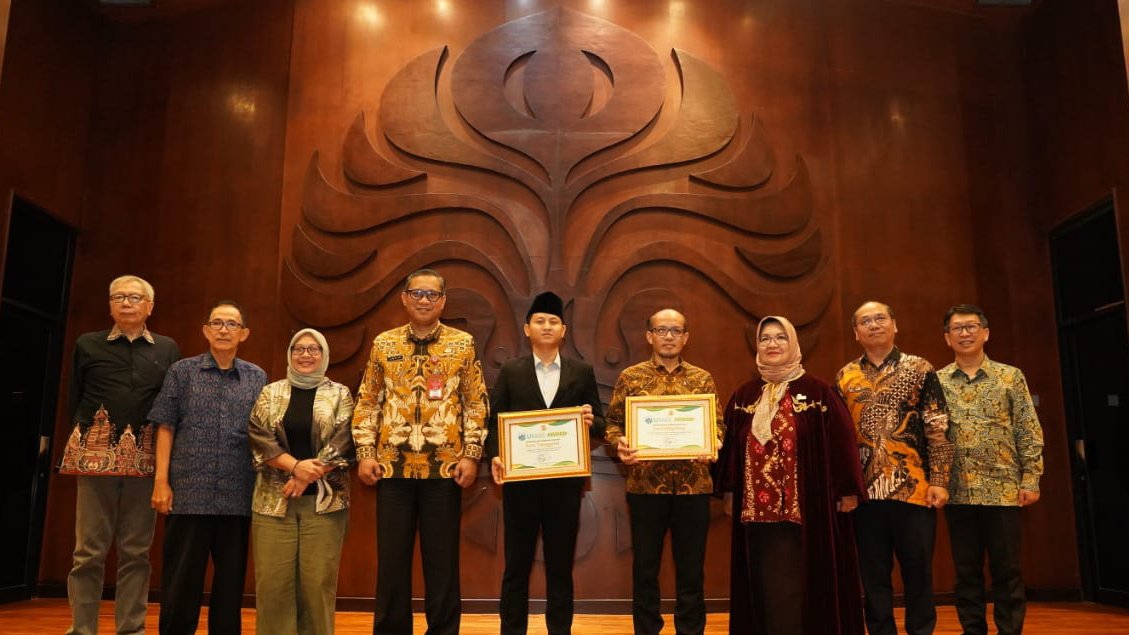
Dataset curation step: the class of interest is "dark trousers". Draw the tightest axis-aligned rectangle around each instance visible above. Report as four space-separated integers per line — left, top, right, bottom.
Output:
158 514 250 635
854 500 937 635
626 493 710 635
945 505 1025 635
744 522 804 635
374 478 462 635
500 477 584 635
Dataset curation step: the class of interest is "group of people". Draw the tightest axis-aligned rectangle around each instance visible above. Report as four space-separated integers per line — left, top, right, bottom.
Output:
60 271 1043 635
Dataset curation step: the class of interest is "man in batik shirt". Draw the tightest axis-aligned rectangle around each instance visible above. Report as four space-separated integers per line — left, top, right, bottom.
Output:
605 308 724 635
61 275 179 635
836 301 953 635
938 304 1043 635
352 268 488 635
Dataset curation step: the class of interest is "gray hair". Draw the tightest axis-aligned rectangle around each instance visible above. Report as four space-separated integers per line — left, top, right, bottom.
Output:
109 275 155 301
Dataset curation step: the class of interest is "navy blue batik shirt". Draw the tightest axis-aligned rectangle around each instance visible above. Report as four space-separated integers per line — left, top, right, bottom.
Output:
148 352 267 516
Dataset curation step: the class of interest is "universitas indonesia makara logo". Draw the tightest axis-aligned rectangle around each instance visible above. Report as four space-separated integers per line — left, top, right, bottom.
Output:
283 7 831 373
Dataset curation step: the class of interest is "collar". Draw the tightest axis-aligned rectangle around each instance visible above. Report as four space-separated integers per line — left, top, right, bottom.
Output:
404 322 443 344
107 325 155 344
200 351 242 376
859 346 900 370
948 354 993 381
535 352 562 370
649 355 684 374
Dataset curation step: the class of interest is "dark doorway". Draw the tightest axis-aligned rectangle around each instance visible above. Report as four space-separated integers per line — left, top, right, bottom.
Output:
1050 198 1129 607
0 195 76 603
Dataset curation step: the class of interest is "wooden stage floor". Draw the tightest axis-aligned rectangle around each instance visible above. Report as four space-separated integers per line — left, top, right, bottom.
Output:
3 598 1129 633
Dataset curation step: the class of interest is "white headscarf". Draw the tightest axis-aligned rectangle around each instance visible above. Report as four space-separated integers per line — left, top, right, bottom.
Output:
287 328 329 390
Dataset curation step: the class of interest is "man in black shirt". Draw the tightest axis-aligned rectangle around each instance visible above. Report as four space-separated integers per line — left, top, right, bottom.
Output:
59 275 179 635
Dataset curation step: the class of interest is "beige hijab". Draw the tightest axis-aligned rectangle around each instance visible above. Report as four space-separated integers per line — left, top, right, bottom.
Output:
287 328 329 390
751 316 805 445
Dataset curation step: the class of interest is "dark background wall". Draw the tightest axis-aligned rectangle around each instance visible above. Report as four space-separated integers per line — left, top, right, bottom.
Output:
3 0 1126 606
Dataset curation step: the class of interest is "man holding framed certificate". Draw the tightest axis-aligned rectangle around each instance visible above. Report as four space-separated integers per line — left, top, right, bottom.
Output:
605 308 724 635
487 292 605 635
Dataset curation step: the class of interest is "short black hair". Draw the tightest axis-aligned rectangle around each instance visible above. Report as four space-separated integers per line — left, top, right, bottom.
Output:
209 300 247 327
943 304 988 330
852 301 894 327
404 268 446 293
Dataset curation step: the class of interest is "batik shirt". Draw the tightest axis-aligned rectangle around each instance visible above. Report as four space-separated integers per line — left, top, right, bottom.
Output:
148 353 267 515
605 358 724 495
249 378 355 516
938 357 1044 506
836 347 952 507
59 326 180 477
352 323 488 479
736 393 801 524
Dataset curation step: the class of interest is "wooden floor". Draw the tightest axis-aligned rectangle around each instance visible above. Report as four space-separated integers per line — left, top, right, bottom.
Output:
3 598 1129 633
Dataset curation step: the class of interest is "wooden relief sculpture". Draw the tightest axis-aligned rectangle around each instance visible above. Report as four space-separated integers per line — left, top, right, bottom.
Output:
284 5 829 405
282 6 831 594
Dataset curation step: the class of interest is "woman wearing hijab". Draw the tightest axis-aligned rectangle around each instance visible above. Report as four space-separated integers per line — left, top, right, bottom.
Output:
714 316 866 635
249 328 355 635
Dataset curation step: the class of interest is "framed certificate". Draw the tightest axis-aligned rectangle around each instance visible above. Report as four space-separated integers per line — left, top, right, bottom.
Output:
625 394 718 461
497 406 591 482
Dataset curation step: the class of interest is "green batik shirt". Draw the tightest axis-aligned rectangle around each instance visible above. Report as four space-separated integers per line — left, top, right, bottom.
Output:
938 356 1044 506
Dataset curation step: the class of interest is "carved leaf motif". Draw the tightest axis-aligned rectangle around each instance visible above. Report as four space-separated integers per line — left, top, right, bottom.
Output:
285 8 832 386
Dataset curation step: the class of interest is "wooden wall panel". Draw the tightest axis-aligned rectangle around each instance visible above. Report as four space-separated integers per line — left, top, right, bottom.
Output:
5 0 1105 608
0 0 99 261
1018 0 1129 593
277 0 1078 602
33 0 294 593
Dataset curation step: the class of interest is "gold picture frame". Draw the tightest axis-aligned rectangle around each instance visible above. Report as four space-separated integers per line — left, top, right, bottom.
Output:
625 393 717 461
497 406 591 482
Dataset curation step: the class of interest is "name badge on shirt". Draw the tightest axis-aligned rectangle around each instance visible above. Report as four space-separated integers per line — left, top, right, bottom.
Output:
427 368 444 400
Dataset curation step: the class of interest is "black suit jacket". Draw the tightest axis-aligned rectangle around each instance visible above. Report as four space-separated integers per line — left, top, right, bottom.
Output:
485 354 605 458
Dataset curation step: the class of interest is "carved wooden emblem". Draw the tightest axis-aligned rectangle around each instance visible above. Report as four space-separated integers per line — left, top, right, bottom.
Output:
283 7 830 387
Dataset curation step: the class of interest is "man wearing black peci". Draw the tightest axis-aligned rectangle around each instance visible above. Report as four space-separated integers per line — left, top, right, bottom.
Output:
487 291 604 635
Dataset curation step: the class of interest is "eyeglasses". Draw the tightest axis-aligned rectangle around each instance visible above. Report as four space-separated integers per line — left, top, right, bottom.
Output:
205 319 244 331
291 345 323 356
650 326 686 337
947 323 982 335
758 334 789 346
405 289 444 302
110 293 147 304
857 315 890 327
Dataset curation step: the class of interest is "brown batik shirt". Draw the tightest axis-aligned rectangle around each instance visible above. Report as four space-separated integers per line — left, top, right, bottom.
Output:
352 322 488 479
605 358 724 495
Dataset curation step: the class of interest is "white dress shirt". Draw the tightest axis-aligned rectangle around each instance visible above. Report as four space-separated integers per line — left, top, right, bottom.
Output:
534 352 561 407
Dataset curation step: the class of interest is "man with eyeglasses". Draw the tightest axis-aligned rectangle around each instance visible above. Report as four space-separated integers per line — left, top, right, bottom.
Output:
604 308 723 635
836 301 952 635
59 275 180 635
147 301 266 635
937 304 1043 635
352 268 488 635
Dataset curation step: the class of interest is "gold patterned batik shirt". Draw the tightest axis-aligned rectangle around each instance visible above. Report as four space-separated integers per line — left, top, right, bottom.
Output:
351 323 488 479
938 357 1044 506
605 358 724 495
836 347 953 507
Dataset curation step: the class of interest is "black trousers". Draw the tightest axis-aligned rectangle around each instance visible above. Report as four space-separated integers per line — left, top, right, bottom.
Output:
945 505 1025 635
499 477 584 635
854 500 937 635
744 522 804 635
626 493 710 635
373 478 462 635
158 514 250 635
